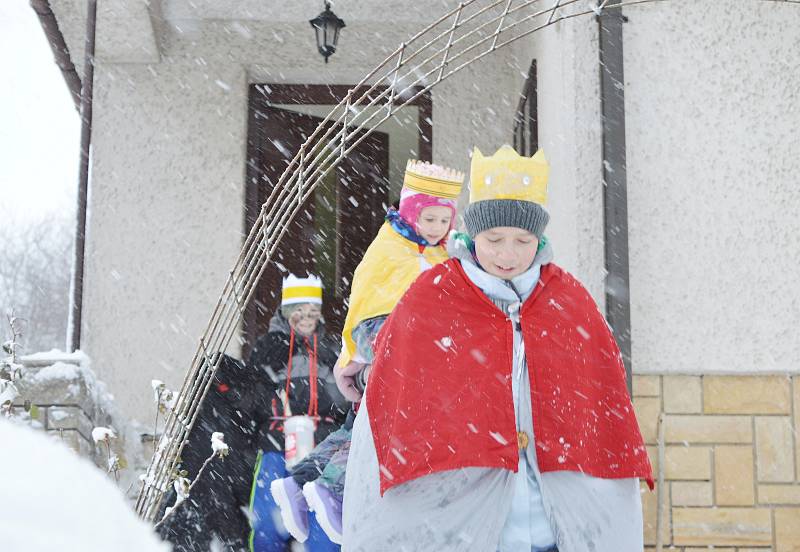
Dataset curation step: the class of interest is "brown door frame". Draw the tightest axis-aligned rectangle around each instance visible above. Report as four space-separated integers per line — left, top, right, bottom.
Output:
248 83 432 160
242 83 433 359
245 82 433 237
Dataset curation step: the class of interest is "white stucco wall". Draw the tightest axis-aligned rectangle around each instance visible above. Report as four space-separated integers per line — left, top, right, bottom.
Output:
512 10 606 305
65 1 528 423
623 0 800 374
85 58 249 422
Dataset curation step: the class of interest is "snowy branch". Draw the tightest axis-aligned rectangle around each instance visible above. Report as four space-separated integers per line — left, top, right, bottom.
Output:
153 432 230 530
92 426 120 482
0 310 25 417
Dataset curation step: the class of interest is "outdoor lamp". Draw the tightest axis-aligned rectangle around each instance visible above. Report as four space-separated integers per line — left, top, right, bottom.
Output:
309 1 345 63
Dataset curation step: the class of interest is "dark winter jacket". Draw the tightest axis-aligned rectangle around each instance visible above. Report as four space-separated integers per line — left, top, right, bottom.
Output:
249 310 348 453
157 353 265 552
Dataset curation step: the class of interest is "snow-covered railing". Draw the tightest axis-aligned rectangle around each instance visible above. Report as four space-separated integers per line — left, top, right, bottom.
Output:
135 0 799 521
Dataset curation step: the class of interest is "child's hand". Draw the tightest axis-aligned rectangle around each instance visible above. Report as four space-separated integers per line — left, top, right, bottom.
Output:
335 358 366 401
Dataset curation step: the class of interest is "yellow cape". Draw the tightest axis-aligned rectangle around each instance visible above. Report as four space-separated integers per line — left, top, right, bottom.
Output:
340 222 449 365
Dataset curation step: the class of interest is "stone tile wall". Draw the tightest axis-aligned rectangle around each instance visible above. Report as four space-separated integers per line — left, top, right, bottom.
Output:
10 356 114 468
634 374 800 551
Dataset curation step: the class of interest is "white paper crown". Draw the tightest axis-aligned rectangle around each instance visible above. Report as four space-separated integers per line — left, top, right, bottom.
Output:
281 274 323 306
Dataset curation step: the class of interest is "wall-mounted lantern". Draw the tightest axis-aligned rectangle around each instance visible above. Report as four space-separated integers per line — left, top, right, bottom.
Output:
309 1 345 63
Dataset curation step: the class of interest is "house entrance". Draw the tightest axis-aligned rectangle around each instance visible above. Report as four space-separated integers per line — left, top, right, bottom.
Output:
243 84 432 355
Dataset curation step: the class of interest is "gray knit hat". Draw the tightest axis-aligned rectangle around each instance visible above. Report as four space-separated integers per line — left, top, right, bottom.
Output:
463 199 549 238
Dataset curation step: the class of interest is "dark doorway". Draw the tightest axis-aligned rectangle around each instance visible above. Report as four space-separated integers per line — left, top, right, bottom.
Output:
243 106 390 354
243 84 433 359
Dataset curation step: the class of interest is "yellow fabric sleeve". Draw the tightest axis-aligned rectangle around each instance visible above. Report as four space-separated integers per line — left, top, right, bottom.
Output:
339 223 448 365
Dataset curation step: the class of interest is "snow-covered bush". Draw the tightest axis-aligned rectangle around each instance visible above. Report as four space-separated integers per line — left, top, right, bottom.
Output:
93 425 122 481
150 378 177 440
0 311 25 417
154 431 230 529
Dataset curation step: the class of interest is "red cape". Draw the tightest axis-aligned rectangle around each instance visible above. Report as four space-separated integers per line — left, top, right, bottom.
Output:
367 259 653 495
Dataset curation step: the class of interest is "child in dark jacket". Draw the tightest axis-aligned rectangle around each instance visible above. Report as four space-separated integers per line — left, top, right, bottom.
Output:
247 274 348 552
156 354 262 552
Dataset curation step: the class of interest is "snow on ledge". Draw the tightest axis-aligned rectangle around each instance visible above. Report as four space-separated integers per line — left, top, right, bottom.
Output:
32 361 83 382
20 349 90 368
16 350 117 422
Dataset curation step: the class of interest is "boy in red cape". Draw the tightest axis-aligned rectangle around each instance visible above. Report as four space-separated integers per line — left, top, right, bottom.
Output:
341 146 652 552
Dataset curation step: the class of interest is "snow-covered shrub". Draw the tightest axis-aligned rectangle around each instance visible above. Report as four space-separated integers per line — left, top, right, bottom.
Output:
0 311 25 417
154 431 230 529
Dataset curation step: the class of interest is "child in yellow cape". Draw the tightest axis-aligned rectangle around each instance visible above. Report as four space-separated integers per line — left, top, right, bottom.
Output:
336 160 466 396
268 160 465 546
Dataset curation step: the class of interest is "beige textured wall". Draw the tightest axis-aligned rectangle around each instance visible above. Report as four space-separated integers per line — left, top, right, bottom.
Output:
634 374 800 550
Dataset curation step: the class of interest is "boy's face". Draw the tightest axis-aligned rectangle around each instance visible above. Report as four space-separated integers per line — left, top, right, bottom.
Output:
416 205 453 245
474 227 539 280
288 303 322 336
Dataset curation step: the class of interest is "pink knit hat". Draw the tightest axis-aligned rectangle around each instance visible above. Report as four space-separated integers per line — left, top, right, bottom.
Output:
397 160 464 238
398 190 457 232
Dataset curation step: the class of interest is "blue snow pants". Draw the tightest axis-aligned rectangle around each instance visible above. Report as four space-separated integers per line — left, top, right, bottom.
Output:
248 450 341 552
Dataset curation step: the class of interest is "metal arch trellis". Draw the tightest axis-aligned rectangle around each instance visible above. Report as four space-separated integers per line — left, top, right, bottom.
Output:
135 0 799 521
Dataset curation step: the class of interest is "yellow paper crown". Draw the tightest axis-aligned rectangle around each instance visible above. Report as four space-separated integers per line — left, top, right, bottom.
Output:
403 160 465 200
469 145 549 205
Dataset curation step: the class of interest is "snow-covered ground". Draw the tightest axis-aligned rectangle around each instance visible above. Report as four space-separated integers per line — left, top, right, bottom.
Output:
0 419 169 551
